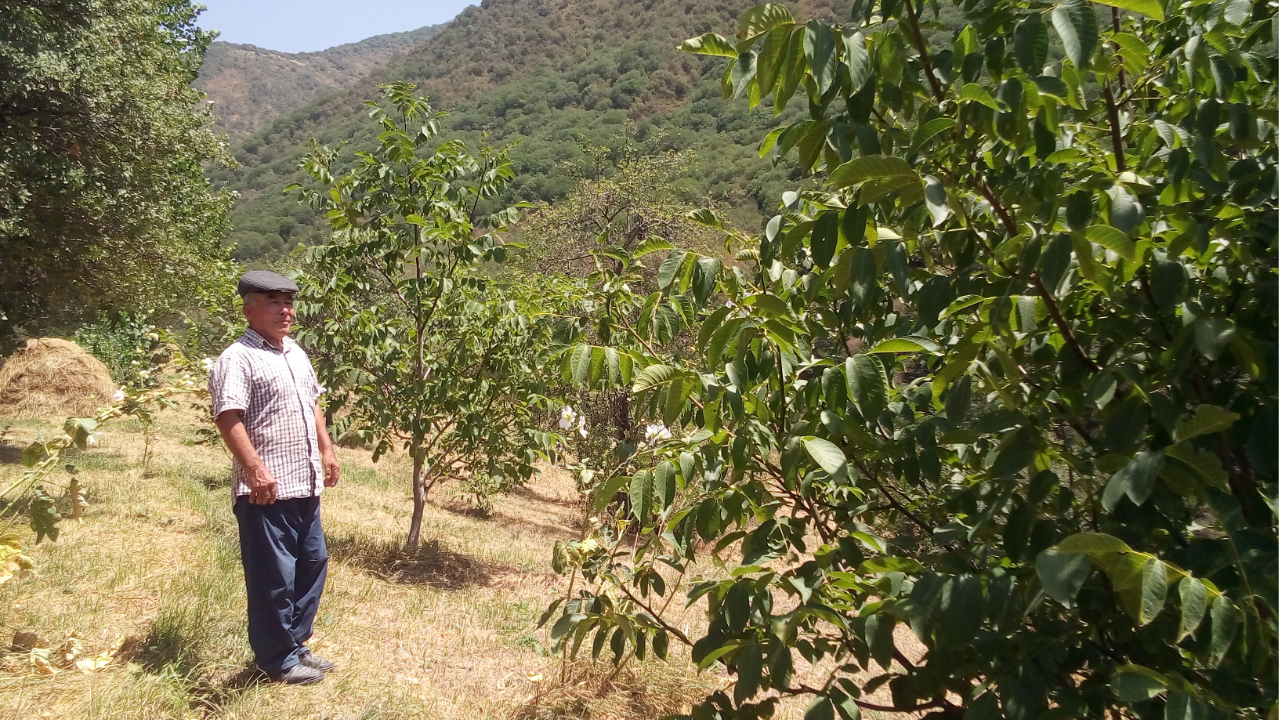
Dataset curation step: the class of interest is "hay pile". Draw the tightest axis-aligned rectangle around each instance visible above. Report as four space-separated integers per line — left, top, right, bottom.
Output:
0 338 118 419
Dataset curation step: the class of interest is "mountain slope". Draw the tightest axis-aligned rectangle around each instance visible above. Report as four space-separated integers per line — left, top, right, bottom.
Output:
195 25 441 140
212 0 850 262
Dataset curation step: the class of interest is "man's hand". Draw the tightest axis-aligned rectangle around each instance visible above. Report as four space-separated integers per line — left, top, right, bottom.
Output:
322 450 340 488
246 464 278 505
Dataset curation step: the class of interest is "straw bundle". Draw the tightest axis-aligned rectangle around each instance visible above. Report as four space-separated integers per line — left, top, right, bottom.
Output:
0 339 118 418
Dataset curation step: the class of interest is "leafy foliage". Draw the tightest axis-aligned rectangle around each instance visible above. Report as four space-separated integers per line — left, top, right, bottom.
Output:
542 2 1277 718
0 0 234 335
292 83 563 544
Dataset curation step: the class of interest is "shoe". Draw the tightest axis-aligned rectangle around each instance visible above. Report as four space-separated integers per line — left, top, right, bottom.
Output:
269 663 325 685
298 648 335 673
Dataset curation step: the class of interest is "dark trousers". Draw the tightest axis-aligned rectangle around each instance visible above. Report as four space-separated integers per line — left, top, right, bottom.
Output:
233 495 328 674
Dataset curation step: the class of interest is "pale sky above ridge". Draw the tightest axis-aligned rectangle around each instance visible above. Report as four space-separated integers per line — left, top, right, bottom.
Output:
197 1 475 54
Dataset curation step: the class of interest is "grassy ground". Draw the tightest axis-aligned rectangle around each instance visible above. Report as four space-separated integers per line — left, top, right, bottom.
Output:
0 407 920 719
0 408 732 719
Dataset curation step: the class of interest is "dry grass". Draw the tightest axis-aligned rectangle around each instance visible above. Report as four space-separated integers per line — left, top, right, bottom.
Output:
0 339 118 419
0 404 925 719
0 406 730 719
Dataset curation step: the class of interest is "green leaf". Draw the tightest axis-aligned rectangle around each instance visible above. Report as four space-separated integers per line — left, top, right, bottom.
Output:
775 27 807 113
865 337 941 354
1223 0 1250 25
568 344 593 386
1092 0 1165 21
804 20 838 95
913 117 956 147
1111 33 1151 74
1106 185 1145 235
632 364 684 393
693 256 722 305
657 249 687 289
805 696 836 720
883 239 909 293
841 29 871 93
734 642 764 705
756 26 793 96
1209 595 1238 666
1102 450 1165 511
634 236 675 257
960 83 1005 111
1052 0 1099 69
630 469 654 521
846 354 888 419
1150 260 1185 310
924 176 951 227
803 436 847 476
1014 14 1050 74
655 461 677 510
1037 549 1092 607
1193 318 1236 361
663 374 695 426
1085 225 1137 261
811 210 841 269
1174 404 1240 442
1058 532 1133 555
1112 666 1168 702
21 441 47 468
737 3 794 41
829 155 920 189
1164 443 1231 492
859 556 925 574
1138 558 1168 626
686 208 726 229
679 33 738 57
593 475 632 511
1178 577 1208 641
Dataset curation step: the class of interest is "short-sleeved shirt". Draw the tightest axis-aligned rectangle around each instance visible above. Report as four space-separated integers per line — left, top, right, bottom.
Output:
208 328 324 500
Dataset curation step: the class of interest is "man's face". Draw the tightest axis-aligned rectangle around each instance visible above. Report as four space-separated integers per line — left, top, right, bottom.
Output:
243 291 295 341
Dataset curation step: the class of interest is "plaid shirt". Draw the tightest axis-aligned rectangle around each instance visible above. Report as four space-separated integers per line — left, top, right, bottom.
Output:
209 329 324 500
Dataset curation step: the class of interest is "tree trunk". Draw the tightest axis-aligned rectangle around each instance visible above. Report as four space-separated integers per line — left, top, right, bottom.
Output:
406 453 427 550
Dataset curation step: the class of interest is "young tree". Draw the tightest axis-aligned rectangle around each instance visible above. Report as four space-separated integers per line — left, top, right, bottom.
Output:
543 2 1276 719
292 84 559 547
0 0 232 336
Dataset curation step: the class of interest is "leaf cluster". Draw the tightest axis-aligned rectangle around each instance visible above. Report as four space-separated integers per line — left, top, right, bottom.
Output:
542 2 1277 719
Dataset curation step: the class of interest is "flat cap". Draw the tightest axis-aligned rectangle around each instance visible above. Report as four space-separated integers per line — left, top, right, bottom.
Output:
237 270 299 296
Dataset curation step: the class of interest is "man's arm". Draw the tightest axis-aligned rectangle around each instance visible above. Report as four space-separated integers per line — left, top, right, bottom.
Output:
215 410 277 504
316 403 339 488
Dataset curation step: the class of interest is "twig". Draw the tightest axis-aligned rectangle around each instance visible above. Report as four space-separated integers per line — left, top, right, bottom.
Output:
618 583 692 646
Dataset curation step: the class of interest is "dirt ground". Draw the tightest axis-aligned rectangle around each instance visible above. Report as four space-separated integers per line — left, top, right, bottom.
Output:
0 407 918 719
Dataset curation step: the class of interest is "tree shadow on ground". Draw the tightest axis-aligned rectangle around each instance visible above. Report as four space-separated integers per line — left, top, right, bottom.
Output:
488 509 579 539
433 497 494 519
511 484 581 509
0 443 23 465
508 662 701 720
193 469 232 490
188 663 266 713
120 631 265 711
327 533 516 590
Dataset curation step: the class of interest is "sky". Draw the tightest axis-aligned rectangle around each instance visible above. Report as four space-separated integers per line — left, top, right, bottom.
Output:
196 1 475 53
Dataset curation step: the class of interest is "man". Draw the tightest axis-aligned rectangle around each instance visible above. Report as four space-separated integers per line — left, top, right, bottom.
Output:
209 270 341 685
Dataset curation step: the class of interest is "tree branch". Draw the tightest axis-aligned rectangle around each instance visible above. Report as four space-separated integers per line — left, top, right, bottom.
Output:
618 582 692 646
1102 82 1128 172
901 0 946 103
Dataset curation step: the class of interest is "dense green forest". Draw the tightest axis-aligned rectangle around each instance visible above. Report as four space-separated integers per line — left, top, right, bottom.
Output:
208 0 855 262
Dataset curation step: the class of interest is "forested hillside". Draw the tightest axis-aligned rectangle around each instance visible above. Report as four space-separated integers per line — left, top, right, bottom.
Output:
210 0 850 262
195 25 441 141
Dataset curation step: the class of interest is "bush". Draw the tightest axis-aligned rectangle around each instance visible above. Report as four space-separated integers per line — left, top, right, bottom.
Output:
542 3 1277 719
